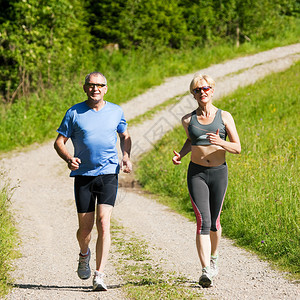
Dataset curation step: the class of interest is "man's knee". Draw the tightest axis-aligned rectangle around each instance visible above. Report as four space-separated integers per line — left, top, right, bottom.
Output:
96 204 113 231
78 212 94 232
96 215 111 233
77 226 93 238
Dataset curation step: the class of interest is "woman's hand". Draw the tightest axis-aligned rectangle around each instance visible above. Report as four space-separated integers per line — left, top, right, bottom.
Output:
207 129 223 146
172 150 182 165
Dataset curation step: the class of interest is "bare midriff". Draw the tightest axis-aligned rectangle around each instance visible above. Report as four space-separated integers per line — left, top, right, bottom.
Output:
191 145 226 167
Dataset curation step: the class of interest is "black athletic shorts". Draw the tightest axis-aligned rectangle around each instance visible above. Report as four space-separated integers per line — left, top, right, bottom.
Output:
74 174 118 213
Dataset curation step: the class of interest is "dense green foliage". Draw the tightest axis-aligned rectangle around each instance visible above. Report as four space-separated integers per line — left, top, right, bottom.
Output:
88 0 299 48
1 0 299 102
136 62 300 275
88 0 188 49
0 0 89 102
0 173 19 297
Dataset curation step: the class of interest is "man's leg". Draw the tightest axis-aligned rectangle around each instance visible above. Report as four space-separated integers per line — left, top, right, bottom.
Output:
76 211 94 280
95 204 113 273
77 211 95 254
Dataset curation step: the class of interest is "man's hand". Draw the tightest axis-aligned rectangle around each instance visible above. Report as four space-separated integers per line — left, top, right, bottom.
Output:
67 157 81 170
121 158 132 173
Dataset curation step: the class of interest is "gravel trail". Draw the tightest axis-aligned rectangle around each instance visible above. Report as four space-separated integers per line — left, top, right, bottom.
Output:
3 43 300 300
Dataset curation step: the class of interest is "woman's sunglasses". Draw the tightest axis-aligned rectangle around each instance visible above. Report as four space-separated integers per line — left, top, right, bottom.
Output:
193 86 212 94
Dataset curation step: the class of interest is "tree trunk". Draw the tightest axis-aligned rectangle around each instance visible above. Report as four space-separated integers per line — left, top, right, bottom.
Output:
236 23 240 47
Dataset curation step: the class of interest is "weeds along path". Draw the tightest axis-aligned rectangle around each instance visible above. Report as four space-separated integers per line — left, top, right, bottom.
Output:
2 43 300 300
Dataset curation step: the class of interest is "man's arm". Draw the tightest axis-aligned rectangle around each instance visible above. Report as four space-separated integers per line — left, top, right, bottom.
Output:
54 134 81 170
118 129 132 173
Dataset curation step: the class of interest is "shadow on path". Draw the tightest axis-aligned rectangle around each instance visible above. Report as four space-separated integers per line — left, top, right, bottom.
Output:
11 283 124 293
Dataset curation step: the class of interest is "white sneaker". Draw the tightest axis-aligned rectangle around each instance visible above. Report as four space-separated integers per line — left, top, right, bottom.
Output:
77 249 91 280
210 255 219 278
199 267 213 288
93 271 108 291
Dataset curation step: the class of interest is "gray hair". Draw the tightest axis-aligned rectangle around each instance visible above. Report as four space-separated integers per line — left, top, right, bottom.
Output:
84 72 107 85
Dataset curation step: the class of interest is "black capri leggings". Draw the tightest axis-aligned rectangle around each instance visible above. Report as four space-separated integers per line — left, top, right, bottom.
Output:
187 161 228 235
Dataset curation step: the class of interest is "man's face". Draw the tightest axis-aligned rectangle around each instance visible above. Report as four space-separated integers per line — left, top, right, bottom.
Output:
83 75 107 102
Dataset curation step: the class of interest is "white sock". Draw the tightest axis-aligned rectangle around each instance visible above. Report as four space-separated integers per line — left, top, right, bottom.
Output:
80 249 89 256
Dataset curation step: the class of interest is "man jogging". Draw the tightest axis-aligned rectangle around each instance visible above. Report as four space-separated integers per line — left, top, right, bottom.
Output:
54 71 132 291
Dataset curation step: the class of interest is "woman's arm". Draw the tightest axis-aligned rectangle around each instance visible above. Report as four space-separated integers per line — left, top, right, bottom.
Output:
172 138 192 164
172 114 192 165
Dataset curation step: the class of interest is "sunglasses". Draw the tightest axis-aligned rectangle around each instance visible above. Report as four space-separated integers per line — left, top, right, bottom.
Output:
193 86 212 94
86 83 106 89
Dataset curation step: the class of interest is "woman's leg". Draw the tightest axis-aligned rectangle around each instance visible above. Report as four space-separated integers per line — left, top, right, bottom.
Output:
209 164 228 257
210 226 221 257
196 233 211 268
187 162 211 268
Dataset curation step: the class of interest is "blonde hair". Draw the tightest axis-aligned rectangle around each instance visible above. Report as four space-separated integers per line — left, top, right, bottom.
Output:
189 73 215 93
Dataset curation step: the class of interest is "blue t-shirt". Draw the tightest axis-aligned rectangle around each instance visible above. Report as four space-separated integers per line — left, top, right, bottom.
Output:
57 101 127 176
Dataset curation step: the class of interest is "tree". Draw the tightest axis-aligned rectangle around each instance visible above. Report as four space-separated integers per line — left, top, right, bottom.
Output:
87 0 188 49
0 0 90 102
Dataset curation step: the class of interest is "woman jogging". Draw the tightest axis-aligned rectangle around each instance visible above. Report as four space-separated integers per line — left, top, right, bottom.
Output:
172 73 241 288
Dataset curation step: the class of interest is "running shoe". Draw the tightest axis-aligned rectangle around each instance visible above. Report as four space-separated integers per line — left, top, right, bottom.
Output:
93 271 108 291
199 267 213 288
210 255 219 278
77 249 91 280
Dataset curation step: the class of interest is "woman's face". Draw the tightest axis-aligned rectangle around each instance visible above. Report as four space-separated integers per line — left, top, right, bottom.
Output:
192 79 214 106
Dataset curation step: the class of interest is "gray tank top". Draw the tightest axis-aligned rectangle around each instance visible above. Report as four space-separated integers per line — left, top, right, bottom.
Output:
188 109 227 146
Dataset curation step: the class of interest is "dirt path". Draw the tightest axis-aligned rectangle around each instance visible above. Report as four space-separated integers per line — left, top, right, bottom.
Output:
3 44 300 300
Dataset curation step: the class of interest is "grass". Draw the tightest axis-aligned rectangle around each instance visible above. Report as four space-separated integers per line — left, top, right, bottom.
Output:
0 172 20 297
128 92 189 126
111 220 202 299
135 61 300 277
0 29 299 153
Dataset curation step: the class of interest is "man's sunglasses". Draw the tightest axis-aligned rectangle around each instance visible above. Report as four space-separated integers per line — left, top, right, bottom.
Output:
86 83 106 89
193 86 212 94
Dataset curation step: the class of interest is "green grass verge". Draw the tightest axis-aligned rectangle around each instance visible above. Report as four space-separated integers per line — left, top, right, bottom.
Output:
0 31 299 153
0 172 20 297
135 61 300 277
111 220 202 299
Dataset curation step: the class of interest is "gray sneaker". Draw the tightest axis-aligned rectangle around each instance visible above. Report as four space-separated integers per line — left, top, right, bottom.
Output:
210 255 219 278
77 249 91 280
199 267 212 288
93 271 108 291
